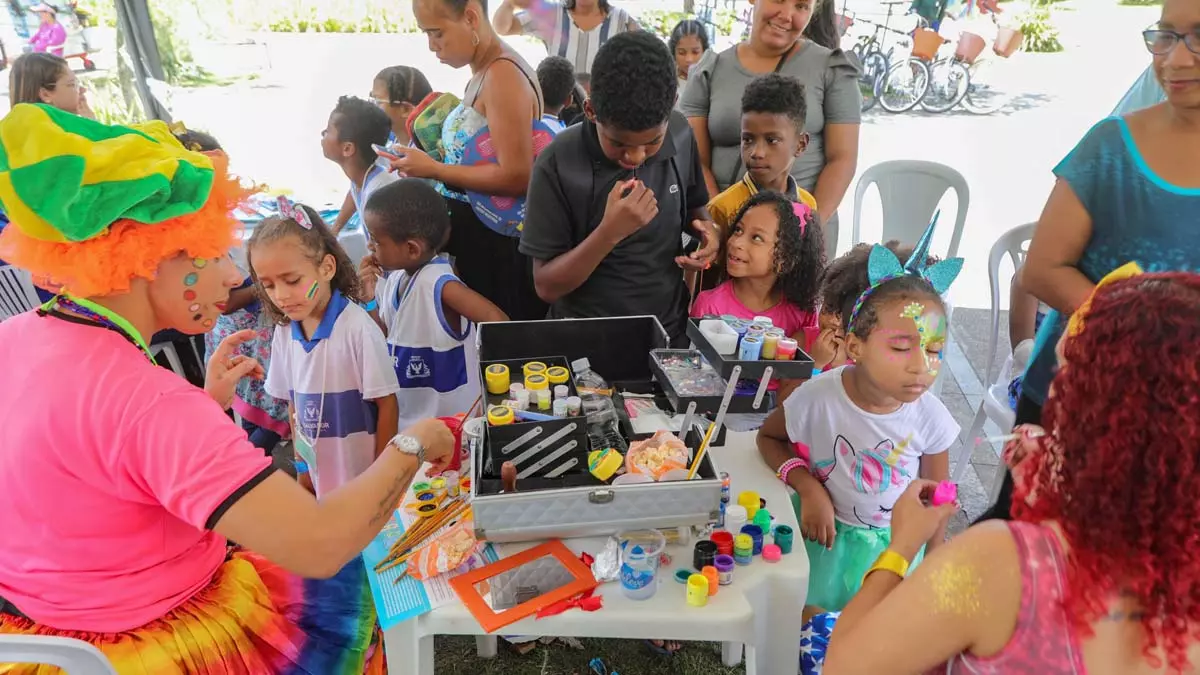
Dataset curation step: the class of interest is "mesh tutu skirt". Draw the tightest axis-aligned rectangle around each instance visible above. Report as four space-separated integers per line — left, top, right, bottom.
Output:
0 551 383 675
792 493 925 612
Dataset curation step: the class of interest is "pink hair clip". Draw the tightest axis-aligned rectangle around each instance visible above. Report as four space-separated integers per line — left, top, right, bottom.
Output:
791 201 811 235
277 196 312 229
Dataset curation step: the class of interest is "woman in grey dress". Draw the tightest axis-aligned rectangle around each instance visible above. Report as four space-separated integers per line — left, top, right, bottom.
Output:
680 0 860 248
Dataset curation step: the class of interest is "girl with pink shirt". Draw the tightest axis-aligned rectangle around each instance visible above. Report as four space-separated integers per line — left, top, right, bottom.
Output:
691 191 823 334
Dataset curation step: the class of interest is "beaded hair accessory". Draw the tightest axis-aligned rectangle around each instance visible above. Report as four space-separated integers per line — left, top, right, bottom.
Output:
276 196 313 229
844 211 964 335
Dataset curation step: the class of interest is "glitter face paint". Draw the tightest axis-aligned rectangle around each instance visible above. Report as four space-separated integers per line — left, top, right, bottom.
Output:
305 281 320 300
929 562 983 617
899 302 946 376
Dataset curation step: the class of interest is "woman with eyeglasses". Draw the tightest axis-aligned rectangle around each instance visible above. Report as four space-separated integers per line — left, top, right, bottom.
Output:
979 0 1200 523
8 52 92 118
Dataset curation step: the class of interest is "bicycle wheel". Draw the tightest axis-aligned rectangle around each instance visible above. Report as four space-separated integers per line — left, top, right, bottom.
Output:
876 58 930 113
859 51 887 113
961 58 1011 115
919 59 970 114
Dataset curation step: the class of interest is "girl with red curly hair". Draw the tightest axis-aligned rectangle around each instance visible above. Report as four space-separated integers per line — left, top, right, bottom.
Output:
818 270 1200 675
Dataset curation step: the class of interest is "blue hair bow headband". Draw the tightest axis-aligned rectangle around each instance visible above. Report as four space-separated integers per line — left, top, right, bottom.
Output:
844 211 965 334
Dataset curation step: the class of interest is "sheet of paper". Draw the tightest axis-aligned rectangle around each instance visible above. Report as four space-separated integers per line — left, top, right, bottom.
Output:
363 501 496 630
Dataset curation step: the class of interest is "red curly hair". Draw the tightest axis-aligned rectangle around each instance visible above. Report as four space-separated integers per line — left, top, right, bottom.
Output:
1013 272 1200 674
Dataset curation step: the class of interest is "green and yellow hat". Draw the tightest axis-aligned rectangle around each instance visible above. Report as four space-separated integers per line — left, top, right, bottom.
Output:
0 104 251 296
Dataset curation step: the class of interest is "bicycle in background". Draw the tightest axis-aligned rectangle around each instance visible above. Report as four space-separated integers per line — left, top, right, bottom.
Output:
844 0 923 112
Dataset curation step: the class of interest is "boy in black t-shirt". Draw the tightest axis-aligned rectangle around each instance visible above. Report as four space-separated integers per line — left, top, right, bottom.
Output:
519 31 718 344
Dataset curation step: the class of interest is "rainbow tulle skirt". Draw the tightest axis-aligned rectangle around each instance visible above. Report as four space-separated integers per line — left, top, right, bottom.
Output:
0 551 384 675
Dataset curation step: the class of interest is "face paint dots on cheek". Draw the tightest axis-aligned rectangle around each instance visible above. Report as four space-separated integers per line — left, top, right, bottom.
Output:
929 563 984 617
183 272 199 287
192 257 208 269
183 289 197 301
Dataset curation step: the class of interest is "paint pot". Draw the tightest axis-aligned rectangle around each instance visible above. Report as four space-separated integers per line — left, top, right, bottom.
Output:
430 477 447 500
443 471 460 498
736 491 760 520
720 314 738 324
752 316 773 327
747 323 768 337
487 405 515 426
674 569 692 584
414 502 439 519
702 565 719 596
720 471 731 503
775 337 799 361
733 535 753 566
546 366 570 385
619 529 666 601
762 544 782 563
514 389 530 410
711 531 734 556
509 383 525 396
738 334 763 361
485 363 510 395
740 524 765 555
773 525 794 554
523 361 547 378
693 540 718 571
761 332 780 359
414 490 437 504
686 574 709 607
730 320 749 344
412 481 431 493
535 389 552 411
552 398 569 417
753 508 773 535
724 505 748 535
553 384 569 400
459 476 472 495
588 448 623 481
525 373 549 391
715 555 735 585
566 396 582 416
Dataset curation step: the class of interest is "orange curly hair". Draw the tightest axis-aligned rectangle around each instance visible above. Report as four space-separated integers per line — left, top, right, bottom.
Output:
0 152 255 298
1013 272 1200 674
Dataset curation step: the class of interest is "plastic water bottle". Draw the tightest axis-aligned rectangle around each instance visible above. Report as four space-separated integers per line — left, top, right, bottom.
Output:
571 357 617 424
620 545 658 600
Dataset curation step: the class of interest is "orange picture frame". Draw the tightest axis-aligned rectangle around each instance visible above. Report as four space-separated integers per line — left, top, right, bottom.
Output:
449 540 599 634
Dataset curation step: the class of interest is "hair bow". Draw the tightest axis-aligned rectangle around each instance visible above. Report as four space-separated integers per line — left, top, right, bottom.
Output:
792 201 811 236
1065 262 1142 338
276 196 312 229
845 211 964 334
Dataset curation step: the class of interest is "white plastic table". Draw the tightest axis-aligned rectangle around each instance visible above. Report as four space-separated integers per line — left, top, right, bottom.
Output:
382 431 810 675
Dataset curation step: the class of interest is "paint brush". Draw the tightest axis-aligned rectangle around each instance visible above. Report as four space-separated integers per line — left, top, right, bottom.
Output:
978 429 1046 445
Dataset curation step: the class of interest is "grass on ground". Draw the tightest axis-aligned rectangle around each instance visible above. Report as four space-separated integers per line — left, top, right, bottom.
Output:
433 637 747 675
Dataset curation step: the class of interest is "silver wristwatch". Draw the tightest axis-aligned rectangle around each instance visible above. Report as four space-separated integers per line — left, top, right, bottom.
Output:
391 433 426 465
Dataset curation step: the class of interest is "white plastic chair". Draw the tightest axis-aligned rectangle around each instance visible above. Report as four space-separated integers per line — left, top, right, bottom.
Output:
951 223 1036 493
151 342 189 379
0 264 41 321
0 635 118 674
850 160 970 259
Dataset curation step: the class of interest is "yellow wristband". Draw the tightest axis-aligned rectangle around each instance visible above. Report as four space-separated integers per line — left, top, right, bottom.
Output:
864 549 910 583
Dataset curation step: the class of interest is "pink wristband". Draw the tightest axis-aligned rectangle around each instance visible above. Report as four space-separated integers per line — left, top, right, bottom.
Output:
777 457 807 484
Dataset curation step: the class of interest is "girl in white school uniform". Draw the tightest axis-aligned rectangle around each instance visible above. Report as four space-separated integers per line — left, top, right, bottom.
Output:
357 179 508 431
250 198 401 496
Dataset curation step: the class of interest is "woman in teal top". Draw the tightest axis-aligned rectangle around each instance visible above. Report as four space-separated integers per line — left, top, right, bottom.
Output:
981 0 1200 521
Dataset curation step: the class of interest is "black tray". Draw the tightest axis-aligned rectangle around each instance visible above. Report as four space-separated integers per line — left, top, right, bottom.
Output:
647 349 775 416
473 424 719 495
686 318 815 381
479 355 588 480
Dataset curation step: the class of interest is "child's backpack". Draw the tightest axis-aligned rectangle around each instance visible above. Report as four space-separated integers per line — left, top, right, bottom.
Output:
406 92 462 163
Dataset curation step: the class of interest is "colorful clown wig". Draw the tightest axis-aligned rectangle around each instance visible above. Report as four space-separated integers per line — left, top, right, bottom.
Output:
0 104 254 297
1013 271 1200 675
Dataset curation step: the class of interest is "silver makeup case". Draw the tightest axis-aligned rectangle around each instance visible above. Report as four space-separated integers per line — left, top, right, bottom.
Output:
470 317 724 544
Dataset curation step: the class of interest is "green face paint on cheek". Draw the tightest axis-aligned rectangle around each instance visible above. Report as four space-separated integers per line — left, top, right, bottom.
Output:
899 303 945 376
306 281 320 300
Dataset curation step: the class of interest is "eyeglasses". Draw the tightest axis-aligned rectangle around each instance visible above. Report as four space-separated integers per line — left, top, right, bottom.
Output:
1142 29 1200 56
367 94 403 107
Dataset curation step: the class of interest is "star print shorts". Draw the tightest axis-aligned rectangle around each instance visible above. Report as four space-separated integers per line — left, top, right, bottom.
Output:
800 611 840 675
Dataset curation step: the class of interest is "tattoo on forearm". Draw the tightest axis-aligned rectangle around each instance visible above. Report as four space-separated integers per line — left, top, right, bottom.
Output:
369 465 414 526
